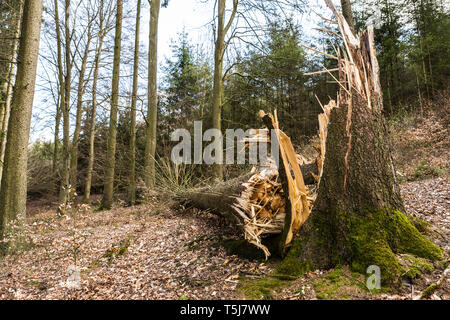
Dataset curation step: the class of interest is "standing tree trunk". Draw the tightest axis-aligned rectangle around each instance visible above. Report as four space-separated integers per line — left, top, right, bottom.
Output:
211 0 238 181
0 0 23 186
102 0 123 209
84 0 108 203
59 0 72 204
70 24 93 189
129 0 141 205
144 0 160 189
52 99 61 176
52 0 65 182
0 0 43 242
280 1 442 285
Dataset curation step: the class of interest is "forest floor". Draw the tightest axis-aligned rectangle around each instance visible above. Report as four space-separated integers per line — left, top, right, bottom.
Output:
0 107 448 300
0 176 448 300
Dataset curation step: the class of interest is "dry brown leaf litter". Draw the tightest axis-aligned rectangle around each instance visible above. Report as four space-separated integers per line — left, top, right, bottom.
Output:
0 176 448 300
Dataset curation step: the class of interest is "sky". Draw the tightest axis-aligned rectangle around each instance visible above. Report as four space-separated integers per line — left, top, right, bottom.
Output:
30 0 324 142
31 0 217 142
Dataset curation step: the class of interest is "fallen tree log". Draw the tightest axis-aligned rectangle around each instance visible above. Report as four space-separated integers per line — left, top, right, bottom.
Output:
179 110 326 258
178 173 254 226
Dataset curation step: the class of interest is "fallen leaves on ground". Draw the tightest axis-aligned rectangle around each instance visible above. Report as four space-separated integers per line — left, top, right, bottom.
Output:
0 177 448 300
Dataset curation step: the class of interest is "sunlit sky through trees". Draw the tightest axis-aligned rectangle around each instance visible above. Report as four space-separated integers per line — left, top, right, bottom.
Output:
30 0 368 142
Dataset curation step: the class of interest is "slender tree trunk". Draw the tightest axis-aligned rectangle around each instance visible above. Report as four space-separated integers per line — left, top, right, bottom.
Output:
419 36 430 100
102 0 123 209
129 0 141 205
144 0 160 189
0 0 23 186
84 5 106 204
59 0 72 204
0 0 43 243
416 71 424 115
211 0 225 181
52 0 65 180
211 0 238 181
52 100 61 176
70 29 92 189
340 0 355 33
426 44 434 96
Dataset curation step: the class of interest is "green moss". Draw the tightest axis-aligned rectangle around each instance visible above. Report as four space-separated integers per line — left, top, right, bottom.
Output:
387 210 442 260
347 209 442 284
400 254 434 279
324 268 345 281
410 161 440 181
348 212 403 284
276 257 310 277
421 283 438 299
406 215 432 234
103 236 132 264
275 236 311 277
313 267 368 300
438 259 450 270
237 276 288 300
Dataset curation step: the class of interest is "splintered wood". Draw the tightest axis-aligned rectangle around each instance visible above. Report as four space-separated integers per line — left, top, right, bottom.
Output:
228 0 379 259
232 109 337 258
316 100 336 184
232 166 287 258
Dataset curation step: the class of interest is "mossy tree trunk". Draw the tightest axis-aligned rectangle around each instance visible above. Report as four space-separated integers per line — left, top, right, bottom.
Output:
0 0 43 240
0 0 23 186
282 1 442 285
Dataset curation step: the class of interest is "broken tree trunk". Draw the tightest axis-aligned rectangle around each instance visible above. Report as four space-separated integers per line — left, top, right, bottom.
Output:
280 0 442 285
179 1 442 284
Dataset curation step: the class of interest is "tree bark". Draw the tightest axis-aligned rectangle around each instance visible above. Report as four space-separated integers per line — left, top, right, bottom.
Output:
70 24 92 189
52 0 64 180
144 0 160 189
0 0 23 186
129 0 141 205
84 0 107 203
59 0 72 204
211 0 238 181
0 0 43 241
102 0 123 209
